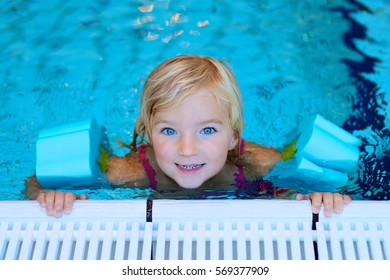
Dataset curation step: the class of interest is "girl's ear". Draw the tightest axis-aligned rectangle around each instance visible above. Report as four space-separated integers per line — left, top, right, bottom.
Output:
145 130 152 146
229 132 239 150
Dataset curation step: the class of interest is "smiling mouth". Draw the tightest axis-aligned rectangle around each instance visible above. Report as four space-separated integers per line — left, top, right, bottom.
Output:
176 164 205 170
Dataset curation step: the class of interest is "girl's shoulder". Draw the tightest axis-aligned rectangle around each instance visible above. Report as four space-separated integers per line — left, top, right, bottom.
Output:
106 150 147 184
233 140 281 177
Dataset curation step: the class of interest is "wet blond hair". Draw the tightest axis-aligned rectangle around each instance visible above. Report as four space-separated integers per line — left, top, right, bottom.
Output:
132 55 244 155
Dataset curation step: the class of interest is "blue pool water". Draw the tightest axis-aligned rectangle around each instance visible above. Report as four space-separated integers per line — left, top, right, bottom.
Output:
0 0 389 200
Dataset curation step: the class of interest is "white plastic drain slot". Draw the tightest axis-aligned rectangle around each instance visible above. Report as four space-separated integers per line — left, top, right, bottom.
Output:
0 200 389 260
0 220 314 260
314 219 390 260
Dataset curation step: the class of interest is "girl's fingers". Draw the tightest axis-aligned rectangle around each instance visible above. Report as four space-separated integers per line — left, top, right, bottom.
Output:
343 194 352 204
53 191 65 218
36 191 84 218
295 193 310 200
310 192 324 214
293 192 351 217
333 193 344 214
36 191 47 207
63 192 77 214
322 192 335 217
76 194 89 200
42 191 56 216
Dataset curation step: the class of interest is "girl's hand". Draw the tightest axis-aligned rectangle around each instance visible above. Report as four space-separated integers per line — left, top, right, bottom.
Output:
37 191 88 218
295 192 351 217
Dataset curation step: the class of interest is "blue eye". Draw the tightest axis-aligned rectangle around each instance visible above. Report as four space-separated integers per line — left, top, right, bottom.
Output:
201 127 216 135
162 128 176 135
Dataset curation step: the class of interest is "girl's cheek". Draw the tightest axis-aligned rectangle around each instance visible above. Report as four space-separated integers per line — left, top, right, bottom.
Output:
153 140 173 156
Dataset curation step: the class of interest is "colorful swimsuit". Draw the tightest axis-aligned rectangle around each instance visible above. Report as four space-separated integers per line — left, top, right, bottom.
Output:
137 144 158 190
137 141 290 198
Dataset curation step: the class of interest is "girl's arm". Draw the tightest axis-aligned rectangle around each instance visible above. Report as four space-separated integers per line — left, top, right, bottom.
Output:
240 141 351 216
240 140 282 176
23 175 43 200
24 152 147 218
106 153 148 184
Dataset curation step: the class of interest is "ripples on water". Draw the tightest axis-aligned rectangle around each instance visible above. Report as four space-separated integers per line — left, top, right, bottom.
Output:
0 0 388 200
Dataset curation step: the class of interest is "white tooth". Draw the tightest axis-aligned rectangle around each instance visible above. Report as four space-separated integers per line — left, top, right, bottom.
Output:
180 164 201 170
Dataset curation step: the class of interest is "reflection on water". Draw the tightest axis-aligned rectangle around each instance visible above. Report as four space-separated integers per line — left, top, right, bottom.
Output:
0 0 388 200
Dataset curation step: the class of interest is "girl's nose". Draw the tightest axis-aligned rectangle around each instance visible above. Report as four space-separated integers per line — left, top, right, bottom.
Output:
177 134 198 156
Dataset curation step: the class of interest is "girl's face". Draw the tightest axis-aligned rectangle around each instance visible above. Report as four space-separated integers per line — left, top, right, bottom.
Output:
150 89 238 189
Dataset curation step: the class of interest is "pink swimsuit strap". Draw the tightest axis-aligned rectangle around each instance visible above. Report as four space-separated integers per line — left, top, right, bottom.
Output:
234 139 248 189
239 138 245 156
137 144 158 189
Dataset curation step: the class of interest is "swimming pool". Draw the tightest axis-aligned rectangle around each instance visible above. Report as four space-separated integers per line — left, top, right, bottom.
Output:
0 0 388 200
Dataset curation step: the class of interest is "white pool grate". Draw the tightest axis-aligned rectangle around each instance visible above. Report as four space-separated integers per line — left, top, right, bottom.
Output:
314 204 390 260
0 200 389 260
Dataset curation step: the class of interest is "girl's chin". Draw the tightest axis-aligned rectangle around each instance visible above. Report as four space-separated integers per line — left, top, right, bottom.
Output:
178 183 202 190
175 179 204 189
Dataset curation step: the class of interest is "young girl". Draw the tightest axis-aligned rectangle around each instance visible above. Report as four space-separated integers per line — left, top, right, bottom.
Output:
24 55 351 218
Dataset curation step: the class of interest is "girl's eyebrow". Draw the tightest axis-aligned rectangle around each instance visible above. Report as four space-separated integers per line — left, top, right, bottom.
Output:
154 119 174 126
198 119 224 125
154 119 224 126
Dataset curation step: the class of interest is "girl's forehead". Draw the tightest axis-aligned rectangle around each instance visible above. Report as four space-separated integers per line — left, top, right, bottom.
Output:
182 88 228 109
153 90 230 122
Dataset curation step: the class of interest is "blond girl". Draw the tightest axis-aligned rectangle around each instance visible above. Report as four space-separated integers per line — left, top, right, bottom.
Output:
25 55 350 218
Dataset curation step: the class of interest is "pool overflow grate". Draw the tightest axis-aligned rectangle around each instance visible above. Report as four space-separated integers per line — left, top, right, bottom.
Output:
0 200 389 260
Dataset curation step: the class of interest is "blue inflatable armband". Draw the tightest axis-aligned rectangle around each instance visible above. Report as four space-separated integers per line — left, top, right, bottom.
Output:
267 114 362 192
35 118 107 188
265 156 349 192
295 114 361 172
